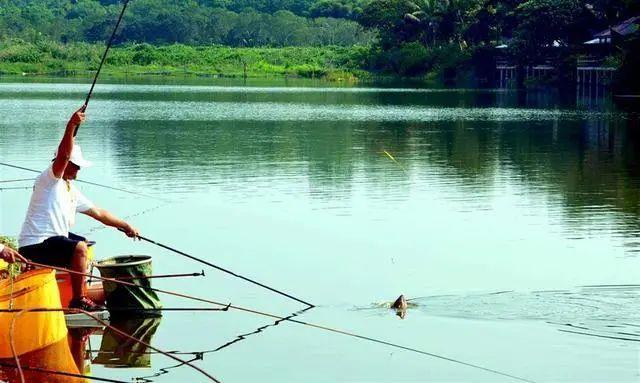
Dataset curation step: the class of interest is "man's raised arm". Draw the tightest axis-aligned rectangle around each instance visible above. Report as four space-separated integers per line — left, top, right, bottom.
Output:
52 107 85 178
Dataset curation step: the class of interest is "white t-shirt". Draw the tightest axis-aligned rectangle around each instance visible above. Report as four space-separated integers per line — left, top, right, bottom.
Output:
18 166 94 247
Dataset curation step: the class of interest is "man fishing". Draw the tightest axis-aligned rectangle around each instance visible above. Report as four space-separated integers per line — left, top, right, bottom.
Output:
18 106 139 311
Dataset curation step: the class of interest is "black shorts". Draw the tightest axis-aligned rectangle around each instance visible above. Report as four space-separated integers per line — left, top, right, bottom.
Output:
19 233 87 268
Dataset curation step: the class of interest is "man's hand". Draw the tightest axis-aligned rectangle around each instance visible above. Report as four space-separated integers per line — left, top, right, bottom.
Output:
1 246 27 264
120 223 140 239
68 107 86 128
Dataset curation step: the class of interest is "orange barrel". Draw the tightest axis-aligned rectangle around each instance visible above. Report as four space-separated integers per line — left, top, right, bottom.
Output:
0 269 68 358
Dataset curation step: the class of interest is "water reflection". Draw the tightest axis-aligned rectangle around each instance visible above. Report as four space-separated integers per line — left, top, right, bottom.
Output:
0 337 88 383
93 317 162 368
103 114 640 241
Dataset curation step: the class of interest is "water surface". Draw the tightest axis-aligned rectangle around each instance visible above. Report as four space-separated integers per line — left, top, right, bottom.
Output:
0 78 638 382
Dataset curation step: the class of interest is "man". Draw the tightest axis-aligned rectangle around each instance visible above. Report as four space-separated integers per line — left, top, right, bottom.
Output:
0 244 25 264
18 107 139 311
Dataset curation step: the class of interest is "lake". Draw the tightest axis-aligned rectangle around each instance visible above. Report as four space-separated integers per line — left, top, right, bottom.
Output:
0 78 638 382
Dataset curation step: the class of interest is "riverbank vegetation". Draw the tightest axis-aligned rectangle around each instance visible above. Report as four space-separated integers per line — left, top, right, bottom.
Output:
0 40 368 79
0 0 638 86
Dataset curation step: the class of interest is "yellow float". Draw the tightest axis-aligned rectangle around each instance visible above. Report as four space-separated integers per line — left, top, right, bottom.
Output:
0 268 68 358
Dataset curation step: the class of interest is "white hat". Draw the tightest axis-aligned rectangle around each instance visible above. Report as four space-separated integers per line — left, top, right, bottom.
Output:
70 145 92 168
54 145 93 168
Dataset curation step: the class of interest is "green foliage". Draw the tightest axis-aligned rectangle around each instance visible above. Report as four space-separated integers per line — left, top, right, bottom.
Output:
510 0 582 62
0 0 372 47
356 0 637 79
0 40 367 79
1 0 637 79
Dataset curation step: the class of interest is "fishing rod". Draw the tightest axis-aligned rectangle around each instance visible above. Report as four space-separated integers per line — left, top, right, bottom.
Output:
16 261 535 383
113 270 205 281
5 307 220 383
75 0 131 136
0 178 34 183
0 186 32 191
0 162 161 200
1 307 229 314
129 231 314 308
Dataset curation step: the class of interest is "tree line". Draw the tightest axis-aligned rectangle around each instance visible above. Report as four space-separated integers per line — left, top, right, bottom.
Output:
1 0 638 85
0 0 372 46
357 0 639 79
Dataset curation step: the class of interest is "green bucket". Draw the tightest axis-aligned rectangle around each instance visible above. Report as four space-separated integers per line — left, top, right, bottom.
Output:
95 255 162 316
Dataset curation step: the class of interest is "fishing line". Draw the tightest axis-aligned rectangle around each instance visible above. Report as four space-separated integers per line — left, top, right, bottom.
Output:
83 202 168 236
0 162 163 200
131 232 314 308
14 262 534 382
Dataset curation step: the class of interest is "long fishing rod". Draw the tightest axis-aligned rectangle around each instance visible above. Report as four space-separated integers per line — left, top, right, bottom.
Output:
130 231 314 308
0 162 161 200
5 307 220 383
17 262 535 382
76 0 131 135
113 270 205 280
0 178 34 183
0 186 32 191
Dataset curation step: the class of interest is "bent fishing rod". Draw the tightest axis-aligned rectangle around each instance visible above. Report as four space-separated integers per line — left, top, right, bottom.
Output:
16 261 534 383
76 0 131 135
125 229 314 307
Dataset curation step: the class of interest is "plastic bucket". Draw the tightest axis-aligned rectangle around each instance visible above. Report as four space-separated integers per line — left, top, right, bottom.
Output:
94 256 162 316
0 269 68 358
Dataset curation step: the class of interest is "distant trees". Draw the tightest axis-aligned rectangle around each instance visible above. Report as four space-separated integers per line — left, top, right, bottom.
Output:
2 0 639 79
355 0 639 77
0 0 372 47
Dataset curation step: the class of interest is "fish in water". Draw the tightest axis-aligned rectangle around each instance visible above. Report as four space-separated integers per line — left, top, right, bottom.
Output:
391 295 408 319
391 295 408 310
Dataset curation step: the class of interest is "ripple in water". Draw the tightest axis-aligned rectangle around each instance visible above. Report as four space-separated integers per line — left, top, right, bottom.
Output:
407 286 640 342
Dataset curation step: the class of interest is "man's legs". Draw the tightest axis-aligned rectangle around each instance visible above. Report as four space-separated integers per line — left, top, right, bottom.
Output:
20 235 103 310
70 240 88 300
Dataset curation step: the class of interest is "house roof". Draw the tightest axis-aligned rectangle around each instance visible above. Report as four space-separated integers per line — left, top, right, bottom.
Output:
593 16 640 38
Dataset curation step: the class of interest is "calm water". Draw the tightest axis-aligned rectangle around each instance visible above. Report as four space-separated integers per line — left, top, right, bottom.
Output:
0 78 638 382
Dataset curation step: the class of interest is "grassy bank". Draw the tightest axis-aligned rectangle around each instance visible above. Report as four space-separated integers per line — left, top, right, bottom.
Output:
0 40 371 81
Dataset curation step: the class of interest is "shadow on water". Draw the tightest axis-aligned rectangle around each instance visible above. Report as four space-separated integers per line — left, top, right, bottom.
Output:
131 307 313 382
